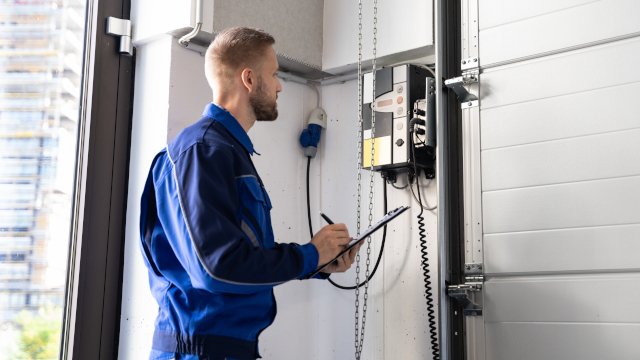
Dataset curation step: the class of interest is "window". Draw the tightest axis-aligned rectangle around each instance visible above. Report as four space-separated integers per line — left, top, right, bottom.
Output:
0 1 88 359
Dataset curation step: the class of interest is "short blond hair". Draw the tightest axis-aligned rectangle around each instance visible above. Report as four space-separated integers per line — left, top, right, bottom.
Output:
205 27 275 87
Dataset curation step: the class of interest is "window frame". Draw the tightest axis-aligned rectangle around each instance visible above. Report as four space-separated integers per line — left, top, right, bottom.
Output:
59 0 134 359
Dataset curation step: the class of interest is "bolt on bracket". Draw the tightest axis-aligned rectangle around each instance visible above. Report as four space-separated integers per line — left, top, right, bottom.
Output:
461 57 480 72
465 262 483 275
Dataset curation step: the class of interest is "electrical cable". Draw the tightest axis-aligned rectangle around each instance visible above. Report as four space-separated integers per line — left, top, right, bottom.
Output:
306 157 314 240
327 182 387 290
409 174 437 211
408 118 437 211
390 181 408 190
410 123 440 360
305 156 387 290
306 83 321 108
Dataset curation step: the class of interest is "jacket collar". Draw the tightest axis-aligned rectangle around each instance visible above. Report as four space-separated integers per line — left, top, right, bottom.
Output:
203 103 258 155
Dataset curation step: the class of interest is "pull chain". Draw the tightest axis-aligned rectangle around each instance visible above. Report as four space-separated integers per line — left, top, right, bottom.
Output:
354 0 363 357
355 0 377 359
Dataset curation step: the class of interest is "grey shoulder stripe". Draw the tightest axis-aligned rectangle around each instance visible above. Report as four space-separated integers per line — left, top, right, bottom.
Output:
171 167 285 287
240 220 261 248
235 174 257 180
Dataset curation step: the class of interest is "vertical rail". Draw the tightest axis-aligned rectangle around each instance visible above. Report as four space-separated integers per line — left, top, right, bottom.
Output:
435 0 450 358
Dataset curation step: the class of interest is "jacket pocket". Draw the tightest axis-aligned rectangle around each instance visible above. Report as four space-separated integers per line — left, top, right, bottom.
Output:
237 176 273 248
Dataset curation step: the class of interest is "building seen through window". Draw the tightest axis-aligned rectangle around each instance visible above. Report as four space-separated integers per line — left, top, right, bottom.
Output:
0 1 86 359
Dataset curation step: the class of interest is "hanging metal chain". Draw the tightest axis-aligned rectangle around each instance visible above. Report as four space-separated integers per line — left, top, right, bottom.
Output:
355 0 377 359
354 0 363 357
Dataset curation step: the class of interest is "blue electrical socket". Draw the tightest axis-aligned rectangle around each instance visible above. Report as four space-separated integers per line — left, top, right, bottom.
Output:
299 108 327 158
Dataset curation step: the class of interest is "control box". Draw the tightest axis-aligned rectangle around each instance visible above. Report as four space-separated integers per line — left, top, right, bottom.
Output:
361 64 435 177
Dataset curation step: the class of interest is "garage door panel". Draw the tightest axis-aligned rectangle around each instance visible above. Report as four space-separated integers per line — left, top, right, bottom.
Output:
483 176 640 234
480 0 640 66
484 274 640 323
482 128 640 191
484 224 640 274
481 37 640 109
481 81 640 150
486 322 640 360
479 0 598 31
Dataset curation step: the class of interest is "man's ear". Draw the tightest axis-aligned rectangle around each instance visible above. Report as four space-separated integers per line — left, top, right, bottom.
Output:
241 68 254 93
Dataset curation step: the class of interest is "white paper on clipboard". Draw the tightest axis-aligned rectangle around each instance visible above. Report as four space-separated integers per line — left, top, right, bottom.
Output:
304 206 410 279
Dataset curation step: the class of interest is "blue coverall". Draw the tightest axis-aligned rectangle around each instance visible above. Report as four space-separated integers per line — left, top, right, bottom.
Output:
139 103 326 360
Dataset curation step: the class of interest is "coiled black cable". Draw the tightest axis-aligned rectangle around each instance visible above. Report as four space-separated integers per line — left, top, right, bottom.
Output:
305 156 387 290
410 120 440 359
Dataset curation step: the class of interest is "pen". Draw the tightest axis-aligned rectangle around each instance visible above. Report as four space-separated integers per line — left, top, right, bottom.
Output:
319 212 334 225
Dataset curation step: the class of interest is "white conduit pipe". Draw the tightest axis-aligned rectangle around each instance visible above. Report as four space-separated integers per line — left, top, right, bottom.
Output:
276 71 308 85
319 72 358 86
179 0 203 46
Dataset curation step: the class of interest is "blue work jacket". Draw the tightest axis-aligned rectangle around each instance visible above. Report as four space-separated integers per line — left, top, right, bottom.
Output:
139 103 323 360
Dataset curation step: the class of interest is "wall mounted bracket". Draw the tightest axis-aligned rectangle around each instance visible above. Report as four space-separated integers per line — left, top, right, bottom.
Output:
448 284 483 316
445 57 480 109
444 73 478 109
447 262 484 316
106 17 133 56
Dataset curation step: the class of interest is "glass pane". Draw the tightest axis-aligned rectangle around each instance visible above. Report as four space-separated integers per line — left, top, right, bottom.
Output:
0 0 87 359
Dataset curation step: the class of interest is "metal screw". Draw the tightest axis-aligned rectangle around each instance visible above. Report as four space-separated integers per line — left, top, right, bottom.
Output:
473 58 477 62
462 60 466 64
468 102 472 107
471 264 476 268
465 264 470 270
471 311 477 316
478 264 482 269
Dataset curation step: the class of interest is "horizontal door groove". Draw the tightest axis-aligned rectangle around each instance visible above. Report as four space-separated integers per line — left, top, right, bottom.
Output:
480 78 640 111
480 31 640 70
484 222 640 236
485 321 640 326
481 125 640 152
479 0 600 31
483 173 640 194
485 220 640 236
485 268 640 278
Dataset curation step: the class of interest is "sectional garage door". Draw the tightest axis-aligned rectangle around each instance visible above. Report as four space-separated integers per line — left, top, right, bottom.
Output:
464 1 640 359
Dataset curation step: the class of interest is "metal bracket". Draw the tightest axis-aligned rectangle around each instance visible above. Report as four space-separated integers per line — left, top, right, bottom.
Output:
444 72 479 109
461 57 479 72
447 262 485 316
106 17 133 56
448 284 483 316
465 262 483 275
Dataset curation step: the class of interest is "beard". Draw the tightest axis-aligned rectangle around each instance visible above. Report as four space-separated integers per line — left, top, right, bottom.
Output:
249 77 278 121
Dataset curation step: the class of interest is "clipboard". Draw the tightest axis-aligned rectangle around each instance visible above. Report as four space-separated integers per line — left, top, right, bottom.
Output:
303 206 410 279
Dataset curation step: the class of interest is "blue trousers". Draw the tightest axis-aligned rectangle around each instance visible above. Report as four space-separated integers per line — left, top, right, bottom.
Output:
173 355 247 360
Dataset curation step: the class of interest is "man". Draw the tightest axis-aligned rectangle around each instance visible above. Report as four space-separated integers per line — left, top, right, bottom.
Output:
139 27 360 360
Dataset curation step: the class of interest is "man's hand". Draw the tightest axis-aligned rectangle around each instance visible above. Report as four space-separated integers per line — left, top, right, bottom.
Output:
310 223 352 268
321 241 362 274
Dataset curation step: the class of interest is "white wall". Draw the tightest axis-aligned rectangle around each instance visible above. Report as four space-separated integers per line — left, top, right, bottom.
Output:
118 35 172 360
117 35 213 359
118 47 441 359
323 0 434 74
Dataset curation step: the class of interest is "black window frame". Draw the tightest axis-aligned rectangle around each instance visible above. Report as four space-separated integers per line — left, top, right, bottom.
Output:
58 0 134 359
